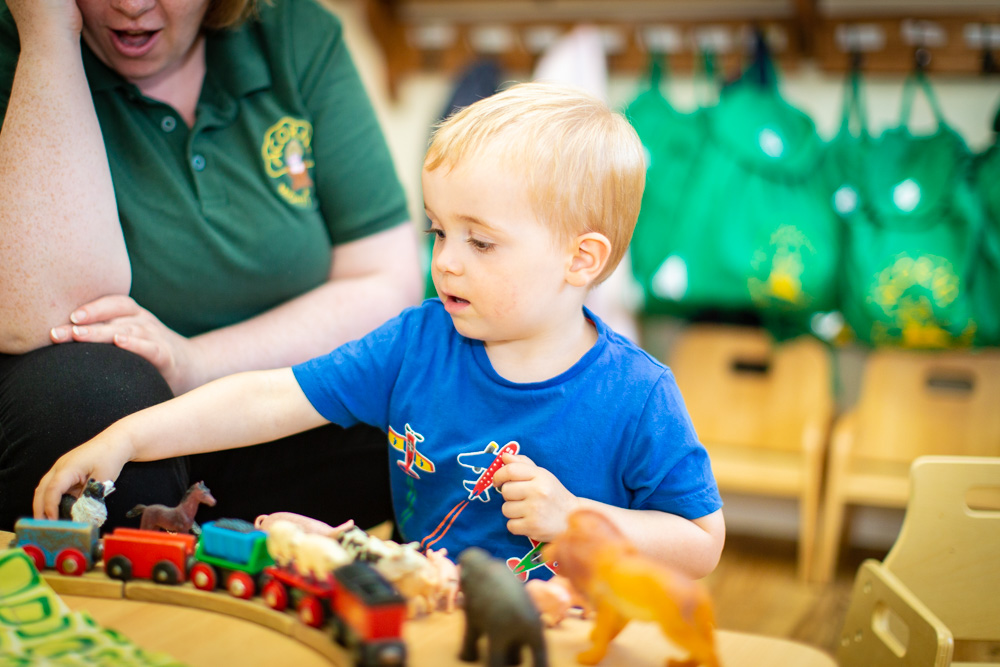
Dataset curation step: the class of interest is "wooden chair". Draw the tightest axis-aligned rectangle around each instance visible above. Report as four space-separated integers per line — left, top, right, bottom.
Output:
814 348 1000 584
837 456 1000 667
668 323 834 581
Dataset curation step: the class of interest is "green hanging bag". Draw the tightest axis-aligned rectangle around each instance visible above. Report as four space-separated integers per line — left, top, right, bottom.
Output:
824 67 873 223
655 55 840 335
839 73 984 348
969 115 1000 346
625 54 711 316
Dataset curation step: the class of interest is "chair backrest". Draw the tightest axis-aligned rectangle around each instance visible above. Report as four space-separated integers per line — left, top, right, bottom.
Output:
853 349 1000 463
669 324 833 452
884 456 1000 639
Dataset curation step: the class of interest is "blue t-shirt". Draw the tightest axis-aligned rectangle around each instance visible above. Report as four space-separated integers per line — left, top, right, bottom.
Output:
293 299 721 579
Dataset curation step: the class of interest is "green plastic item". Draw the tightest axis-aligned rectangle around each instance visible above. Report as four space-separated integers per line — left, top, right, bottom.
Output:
969 129 1000 347
647 57 840 337
839 72 984 348
626 54 711 317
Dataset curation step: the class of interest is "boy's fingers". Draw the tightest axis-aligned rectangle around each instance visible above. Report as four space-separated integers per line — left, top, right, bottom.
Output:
498 479 528 502
501 453 535 466
34 468 82 519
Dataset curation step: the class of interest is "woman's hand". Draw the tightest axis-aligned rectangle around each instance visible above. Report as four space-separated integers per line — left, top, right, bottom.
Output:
492 453 582 542
5 0 83 46
50 295 208 395
33 428 134 520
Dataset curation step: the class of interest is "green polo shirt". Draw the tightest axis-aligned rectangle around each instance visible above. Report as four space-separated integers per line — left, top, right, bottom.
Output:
0 0 409 336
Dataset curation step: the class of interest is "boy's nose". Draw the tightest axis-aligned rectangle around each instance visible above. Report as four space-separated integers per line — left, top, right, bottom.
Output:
111 0 156 19
433 244 462 276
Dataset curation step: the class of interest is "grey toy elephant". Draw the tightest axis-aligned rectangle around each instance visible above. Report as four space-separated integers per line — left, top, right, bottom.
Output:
458 547 548 667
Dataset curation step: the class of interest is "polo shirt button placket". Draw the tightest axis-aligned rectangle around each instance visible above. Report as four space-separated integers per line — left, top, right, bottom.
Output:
191 154 206 172
161 116 177 133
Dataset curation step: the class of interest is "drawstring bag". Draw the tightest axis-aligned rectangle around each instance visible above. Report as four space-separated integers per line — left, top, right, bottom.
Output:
656 42 840 337
815 66 872 341
625 54 710 316
824 67 872 226
839 72 983 348
970 111 1000 346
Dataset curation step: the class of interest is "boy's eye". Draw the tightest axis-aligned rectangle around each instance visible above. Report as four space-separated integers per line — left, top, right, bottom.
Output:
467 237 496 253
424 228 445 241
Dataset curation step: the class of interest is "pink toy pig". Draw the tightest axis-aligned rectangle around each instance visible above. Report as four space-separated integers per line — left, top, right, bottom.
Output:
254 511 354 538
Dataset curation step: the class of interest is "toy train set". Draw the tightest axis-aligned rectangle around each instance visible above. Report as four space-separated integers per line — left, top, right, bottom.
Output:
6 506 720 667
10 516 409 667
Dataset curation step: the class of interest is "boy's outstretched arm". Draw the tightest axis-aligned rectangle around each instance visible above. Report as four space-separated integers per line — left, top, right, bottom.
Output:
493 453 725 579
33 368 327 519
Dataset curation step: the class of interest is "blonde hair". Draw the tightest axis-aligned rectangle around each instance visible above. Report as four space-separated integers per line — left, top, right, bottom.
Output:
424 82 646 285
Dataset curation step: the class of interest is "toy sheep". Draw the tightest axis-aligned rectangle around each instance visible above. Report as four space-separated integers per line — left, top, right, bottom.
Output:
295 533 352 581
373 543 439 618
264 519 305 568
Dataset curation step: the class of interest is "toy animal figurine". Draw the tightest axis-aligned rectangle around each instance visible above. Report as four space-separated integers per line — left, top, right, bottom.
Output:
373 542 439 618
295 533 352 581
58 478 115 527
425 547 460 613
254 511 354 537
543 510 719 667
264 519 305 568
458 547 548 667
125 481 216 535
525 578 572 628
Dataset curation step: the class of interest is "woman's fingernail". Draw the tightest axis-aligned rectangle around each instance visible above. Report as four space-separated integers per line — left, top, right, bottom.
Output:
72 325 88 337
114 334 129 346
70 310 85 324
50 327 65 341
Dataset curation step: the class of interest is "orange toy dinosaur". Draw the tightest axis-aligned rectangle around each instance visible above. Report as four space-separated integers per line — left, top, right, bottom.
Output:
543 510 720 667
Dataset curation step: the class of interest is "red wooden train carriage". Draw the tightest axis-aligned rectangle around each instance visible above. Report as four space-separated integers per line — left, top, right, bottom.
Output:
103 528 196 584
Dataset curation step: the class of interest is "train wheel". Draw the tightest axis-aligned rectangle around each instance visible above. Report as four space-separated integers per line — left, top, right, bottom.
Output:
190 562 217 591
106 555 133 581
297 595 324 628
330 616 346 646
55 549 87 576
263 580 288 611
152 560 180 585
21 545 46 572
357 641 405 667
226 571 255 599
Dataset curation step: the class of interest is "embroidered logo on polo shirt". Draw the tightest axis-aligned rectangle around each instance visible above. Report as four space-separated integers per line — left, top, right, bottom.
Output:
262 117 315 207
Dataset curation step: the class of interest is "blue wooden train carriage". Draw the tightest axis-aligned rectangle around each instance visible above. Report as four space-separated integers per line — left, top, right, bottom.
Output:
11 518 100 576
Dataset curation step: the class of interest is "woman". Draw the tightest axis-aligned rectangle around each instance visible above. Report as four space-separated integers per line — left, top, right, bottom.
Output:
0 0 423 530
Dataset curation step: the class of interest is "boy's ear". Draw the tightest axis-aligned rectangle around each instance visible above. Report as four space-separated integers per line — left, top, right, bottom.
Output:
566 232 612 287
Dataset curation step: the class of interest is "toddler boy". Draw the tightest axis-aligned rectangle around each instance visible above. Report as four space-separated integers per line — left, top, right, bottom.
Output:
35 83 724 579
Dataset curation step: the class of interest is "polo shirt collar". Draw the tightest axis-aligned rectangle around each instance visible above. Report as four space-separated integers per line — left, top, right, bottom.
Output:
80 24 271 101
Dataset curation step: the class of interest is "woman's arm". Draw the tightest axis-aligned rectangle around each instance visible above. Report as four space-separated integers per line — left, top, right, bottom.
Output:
0 0 130 353
57 221 423 395
33 366 328 519
187 222 423 388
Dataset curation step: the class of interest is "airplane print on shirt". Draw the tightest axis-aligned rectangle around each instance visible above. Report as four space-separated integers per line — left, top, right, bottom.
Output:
419 440 520 550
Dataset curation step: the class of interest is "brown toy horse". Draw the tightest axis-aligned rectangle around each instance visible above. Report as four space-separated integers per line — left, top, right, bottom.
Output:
126 481 217 535
543 510 719 667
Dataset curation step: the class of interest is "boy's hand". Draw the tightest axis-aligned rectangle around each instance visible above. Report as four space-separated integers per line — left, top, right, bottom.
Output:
492 453 581 542
33 431 132 520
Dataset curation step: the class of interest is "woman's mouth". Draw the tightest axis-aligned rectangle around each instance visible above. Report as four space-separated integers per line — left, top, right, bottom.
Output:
110 29 160 57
